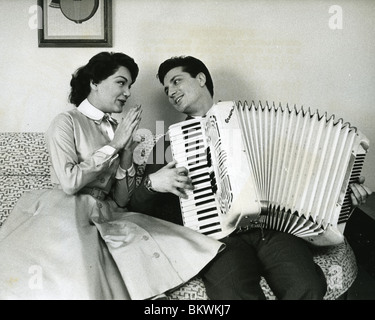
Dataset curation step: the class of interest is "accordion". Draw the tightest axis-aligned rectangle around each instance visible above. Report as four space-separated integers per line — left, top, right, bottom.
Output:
168 101 369 246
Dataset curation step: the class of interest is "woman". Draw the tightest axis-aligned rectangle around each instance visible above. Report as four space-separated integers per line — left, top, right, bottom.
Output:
0 52 223 300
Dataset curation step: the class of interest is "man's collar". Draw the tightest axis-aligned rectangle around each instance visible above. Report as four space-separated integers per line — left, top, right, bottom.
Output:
77 99 116 124
185 105 213 120
186 115 205 121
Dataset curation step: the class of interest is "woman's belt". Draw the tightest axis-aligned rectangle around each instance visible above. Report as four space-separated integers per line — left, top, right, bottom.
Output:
79 187 108 201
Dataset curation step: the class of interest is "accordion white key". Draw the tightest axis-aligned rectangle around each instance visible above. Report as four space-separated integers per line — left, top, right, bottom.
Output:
168 101 369 246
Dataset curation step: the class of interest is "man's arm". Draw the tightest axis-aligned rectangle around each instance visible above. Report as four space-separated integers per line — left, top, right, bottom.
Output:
128 138 192 224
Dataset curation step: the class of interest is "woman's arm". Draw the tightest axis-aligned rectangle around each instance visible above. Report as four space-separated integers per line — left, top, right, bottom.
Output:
46 113 119 194
112 150 137 207
108 106 142 207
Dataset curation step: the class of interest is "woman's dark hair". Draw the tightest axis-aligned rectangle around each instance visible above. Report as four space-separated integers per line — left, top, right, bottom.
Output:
69 52 139 106
157 56 214 97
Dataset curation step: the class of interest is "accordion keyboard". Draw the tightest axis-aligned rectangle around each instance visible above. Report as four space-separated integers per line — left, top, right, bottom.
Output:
169 119 224 238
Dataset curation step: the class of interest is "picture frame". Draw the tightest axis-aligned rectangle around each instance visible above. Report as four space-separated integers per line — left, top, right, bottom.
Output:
38 0 112 48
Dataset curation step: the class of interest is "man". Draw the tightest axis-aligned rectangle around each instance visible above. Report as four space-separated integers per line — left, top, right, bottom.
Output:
129 56 372 299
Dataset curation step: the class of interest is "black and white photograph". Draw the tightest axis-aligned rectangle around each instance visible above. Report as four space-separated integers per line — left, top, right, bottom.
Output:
0 0 374 307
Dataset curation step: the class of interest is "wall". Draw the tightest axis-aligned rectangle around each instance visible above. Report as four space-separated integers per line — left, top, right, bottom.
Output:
0 0 374 189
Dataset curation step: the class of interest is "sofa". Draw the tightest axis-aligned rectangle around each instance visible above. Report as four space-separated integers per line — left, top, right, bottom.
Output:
0 132 358 300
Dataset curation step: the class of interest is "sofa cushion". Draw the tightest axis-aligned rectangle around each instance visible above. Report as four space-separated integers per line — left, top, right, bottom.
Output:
0 132 50 176
0 175 53 226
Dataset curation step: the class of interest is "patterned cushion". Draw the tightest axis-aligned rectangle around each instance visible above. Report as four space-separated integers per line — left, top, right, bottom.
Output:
0 175 53 226
0 132 51 175
0 132 358 300
0 133 53 226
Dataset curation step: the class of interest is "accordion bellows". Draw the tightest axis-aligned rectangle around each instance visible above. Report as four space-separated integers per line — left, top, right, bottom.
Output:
169 101 369 246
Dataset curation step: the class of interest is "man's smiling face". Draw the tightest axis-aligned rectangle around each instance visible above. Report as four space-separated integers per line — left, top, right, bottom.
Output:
163 66 206 116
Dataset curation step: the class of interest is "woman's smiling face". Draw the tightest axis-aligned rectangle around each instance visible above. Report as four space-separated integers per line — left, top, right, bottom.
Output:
90 66 133 114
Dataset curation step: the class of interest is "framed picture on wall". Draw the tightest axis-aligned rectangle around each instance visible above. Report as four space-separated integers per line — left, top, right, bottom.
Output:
38 0 112 47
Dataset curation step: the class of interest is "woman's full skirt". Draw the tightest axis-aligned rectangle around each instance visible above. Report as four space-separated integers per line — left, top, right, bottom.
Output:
0 189 224 300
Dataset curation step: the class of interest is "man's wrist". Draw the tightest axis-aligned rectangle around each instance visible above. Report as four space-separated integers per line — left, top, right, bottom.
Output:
144 174 157 193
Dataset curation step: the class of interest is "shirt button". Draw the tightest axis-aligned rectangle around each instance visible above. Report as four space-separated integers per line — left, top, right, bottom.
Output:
142 235 149 241
153 252 160 258
97 202 103 208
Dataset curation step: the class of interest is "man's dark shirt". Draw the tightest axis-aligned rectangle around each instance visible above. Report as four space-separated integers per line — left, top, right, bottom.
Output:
128 137 184 225
128 116 200 225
